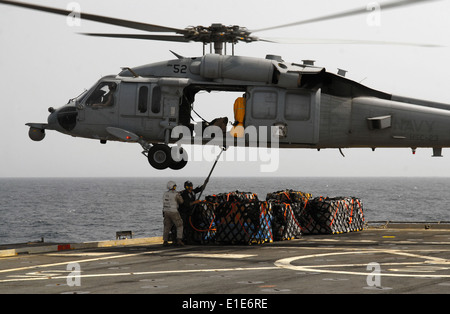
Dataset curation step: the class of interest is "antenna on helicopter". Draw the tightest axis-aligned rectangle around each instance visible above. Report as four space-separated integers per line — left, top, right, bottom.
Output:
120 67 139 78
170 50 185 59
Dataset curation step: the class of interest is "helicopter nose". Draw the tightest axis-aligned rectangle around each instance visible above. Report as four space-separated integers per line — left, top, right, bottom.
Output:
47 106 78 132
47 110 58 130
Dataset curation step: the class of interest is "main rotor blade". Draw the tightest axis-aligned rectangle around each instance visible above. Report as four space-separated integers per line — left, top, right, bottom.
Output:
259 37 443 48
252 0 439 33
0 0 185 33
82 33 190 42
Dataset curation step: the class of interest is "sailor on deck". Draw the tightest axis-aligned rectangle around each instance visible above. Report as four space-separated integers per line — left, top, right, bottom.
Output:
179 181 204 243
162 181 184 246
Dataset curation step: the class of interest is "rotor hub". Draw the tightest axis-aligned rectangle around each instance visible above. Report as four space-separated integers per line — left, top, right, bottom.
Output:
184 24 254 44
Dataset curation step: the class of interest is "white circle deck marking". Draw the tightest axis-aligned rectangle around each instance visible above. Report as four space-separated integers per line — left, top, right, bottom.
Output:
274 249 450 278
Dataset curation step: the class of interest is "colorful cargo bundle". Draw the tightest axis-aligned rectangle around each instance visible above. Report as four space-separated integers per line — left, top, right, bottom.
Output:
186 190 365 245
188 201 217 244
271 202 303 240
188 192 272 245
266 190 364 235
266 189 312 204
205 191 258 203
301 197 365 234
266 189 312 240
214 200 273 245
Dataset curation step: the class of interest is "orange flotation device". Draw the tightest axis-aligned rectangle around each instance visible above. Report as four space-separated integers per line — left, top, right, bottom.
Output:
230 97 245 138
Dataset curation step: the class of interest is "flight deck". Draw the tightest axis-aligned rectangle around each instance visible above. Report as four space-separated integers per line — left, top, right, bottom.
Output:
0 223 449 297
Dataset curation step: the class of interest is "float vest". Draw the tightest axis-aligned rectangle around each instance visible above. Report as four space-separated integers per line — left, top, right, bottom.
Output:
230 97 245 138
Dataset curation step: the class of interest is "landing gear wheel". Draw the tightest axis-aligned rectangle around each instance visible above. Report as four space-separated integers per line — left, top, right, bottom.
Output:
169 147 188 170
148 144 172 170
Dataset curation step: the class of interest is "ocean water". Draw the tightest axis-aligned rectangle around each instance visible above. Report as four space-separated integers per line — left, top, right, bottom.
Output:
1 177 449 245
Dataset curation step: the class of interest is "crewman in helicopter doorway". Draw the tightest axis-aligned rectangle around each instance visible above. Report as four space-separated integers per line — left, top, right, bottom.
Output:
162 181 184 247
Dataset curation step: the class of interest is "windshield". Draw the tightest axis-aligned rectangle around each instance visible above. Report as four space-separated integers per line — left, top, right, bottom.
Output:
85 82 117 108
68 89 88 105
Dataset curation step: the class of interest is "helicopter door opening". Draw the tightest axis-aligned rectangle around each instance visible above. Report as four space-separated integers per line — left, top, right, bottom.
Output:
187 89 242 139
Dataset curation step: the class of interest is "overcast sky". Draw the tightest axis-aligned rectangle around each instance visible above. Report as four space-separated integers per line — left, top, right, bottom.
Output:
1 0 450 178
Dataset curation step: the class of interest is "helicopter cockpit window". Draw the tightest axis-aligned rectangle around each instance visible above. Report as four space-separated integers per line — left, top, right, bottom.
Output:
86 82 117 108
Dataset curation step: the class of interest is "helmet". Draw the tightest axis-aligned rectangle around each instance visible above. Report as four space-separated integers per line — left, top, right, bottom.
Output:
167 181 176 190
184 181 193 189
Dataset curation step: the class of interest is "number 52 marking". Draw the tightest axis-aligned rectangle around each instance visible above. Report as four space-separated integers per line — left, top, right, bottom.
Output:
173 64 187 73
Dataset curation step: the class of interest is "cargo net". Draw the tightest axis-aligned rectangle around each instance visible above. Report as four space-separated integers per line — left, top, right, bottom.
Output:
302 196 365 234
186 190 365 245
266 189 312 204
188 201 217 244
267 190 365 236
188 191 272 245
205 191 258 203
214 200 273 245
266 190 311 240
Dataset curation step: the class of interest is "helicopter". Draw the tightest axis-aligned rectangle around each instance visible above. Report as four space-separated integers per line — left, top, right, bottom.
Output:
1 0 448 171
